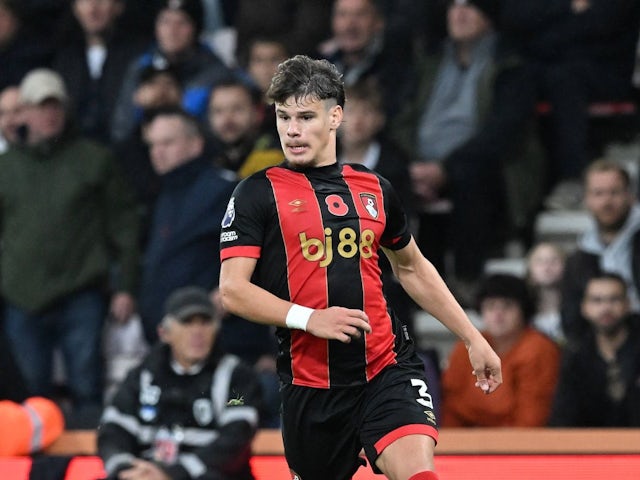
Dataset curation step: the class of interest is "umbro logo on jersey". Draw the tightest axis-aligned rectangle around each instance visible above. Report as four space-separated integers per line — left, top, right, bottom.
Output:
289 199 306 212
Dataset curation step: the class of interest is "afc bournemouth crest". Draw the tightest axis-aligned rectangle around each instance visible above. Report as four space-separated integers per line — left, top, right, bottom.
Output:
360 193 379 219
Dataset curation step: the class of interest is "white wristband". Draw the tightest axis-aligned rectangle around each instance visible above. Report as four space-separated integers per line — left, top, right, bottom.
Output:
285 304 314 331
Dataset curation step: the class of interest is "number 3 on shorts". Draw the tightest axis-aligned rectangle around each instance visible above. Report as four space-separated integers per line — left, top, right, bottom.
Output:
411 378 434 409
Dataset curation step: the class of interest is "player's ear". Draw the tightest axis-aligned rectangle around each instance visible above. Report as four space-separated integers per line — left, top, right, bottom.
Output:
329 104 343 130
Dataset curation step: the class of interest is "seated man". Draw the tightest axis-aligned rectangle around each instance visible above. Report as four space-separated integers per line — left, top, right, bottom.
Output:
392 0 540 289
98 286 262 480
550 273 640 427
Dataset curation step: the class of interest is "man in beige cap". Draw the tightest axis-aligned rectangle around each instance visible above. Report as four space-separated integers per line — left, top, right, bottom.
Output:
0 68 141 427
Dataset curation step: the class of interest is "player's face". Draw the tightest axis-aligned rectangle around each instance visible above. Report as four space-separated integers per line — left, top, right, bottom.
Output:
480 297 526 341
584 170 633 232
275 95 343 168
581 278 629 335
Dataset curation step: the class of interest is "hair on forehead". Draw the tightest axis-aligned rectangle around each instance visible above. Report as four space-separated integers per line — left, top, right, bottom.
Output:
266 55 345 108
584 158 631 188
585 272 628 293
146 106 203 138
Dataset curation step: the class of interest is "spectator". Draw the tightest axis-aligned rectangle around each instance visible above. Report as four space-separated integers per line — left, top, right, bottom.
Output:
0 0 53 92
0 68 141 426
392 0 541 291
53 0 148 144
206 77 283 179
113 64 184 221
239 35 289 136
500 0 640 207
241 36 289 103
441 273 560 426
319 0 417 119
338 78 417 334
110 0 232 143
561 159 640 341
232 0 331 62
526 241 566 343
98 286 261 480
549 273 640 427
138 108 236 343
0 85 22 153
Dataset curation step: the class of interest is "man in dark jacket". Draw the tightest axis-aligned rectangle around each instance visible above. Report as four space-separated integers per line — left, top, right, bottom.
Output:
392 0 540 292
99 286 262 480
53 0 148 144
138 107 236 343
550 273 640 427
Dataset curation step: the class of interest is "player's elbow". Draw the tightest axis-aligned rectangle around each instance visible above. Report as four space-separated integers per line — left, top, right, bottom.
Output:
218 274 244 315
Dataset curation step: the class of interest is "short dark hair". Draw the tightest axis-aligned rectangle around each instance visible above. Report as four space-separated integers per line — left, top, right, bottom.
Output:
344 77 385 113
266 55 345 108
210 77 262 107
476 273 536 322
583 272 628 296
144 106 203 138
583 159 632 190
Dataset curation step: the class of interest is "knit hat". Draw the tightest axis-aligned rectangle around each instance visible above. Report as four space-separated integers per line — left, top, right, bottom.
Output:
159 0 204 36
475 273 536 322
450 0 500 23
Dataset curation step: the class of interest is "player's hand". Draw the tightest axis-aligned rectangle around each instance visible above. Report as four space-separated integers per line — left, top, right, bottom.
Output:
467 337 502 394
306 307 371 343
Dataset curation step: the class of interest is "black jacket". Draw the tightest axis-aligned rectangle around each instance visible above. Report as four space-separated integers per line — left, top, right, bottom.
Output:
98 343 262 480
549 318 640 427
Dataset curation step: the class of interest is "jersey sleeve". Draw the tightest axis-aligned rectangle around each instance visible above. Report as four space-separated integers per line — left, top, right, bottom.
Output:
220 172 273 261
379 174 412 250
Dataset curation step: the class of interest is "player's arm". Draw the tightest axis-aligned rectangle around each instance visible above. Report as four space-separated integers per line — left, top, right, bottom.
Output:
383 238 502 393
219 256 371 343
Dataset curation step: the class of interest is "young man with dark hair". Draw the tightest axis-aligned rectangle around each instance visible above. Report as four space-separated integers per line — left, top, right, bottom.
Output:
219 55 501 480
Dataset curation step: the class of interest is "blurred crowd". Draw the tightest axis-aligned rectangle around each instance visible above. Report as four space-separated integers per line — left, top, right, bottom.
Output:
0 0 640 465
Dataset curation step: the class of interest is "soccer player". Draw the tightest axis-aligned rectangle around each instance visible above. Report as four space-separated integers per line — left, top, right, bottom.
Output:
219 55 502 480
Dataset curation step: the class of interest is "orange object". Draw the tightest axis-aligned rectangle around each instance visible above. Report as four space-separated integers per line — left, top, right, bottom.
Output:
0 397 65 456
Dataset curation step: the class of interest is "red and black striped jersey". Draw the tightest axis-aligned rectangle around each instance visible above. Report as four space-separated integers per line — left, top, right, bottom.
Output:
220 161 416 388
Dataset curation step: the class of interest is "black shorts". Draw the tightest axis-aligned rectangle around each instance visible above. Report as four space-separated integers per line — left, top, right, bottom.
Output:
281 359 438 480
